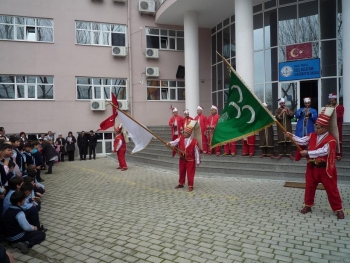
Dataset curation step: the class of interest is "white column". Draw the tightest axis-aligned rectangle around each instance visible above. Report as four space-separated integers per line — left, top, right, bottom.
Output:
184 11 199 116
343 0 350 122
235 0 254 90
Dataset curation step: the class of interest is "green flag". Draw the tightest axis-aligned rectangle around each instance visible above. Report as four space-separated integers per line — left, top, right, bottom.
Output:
211 69 276 148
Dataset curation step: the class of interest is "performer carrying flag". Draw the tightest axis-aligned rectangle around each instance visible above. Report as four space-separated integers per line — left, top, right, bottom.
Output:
113 124 127 171
211 54 275 149
168 120 200 192
285 107 344 219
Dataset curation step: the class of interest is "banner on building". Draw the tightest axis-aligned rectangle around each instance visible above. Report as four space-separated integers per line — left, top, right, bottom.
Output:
279 58 320 81
286 43 312 61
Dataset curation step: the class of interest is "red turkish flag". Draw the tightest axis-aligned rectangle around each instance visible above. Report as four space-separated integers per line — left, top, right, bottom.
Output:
97 93 118 131
112 92 118 115
286 43 312 61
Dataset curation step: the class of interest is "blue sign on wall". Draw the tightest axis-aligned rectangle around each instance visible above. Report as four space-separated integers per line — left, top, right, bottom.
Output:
279 58 320 81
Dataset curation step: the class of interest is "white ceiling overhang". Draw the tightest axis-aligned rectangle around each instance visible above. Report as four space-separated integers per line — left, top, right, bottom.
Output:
156 0 265 28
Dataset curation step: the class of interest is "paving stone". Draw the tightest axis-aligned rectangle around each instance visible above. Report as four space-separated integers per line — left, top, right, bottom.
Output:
4 158 350 263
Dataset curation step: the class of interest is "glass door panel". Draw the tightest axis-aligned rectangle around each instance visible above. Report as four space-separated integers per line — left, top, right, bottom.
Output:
279 81 299 119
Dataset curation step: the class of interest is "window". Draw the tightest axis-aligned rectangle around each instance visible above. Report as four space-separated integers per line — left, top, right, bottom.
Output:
0 75 54 99
75 21 126 46
146 27 184 51
147 80 185 101
0 15 53 42
76 77 127 100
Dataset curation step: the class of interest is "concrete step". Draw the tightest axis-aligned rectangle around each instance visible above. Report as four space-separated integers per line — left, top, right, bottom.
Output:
149 131 350 144
127 140 350 159
126 148 349 175
122 124 350 181
122 153 350 182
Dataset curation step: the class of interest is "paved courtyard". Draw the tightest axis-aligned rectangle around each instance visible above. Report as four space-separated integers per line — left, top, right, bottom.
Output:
4 157 350 263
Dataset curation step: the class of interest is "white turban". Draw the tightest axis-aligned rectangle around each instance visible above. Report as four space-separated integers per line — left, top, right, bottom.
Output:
278 98 285 103
211 105 218 111
184 109 189 114
172 107 178 113
328 93 337 99
197 106 203 111
303 97 311 103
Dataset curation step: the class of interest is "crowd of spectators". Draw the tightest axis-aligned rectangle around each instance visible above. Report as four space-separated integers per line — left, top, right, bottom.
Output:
0 127 98 260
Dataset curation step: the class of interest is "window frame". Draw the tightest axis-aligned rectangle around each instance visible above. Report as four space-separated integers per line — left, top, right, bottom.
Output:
146 80 185 101
145 27 184 51
0 15 54 43
0 75 54 100
75 21 127 47
76 77 128 101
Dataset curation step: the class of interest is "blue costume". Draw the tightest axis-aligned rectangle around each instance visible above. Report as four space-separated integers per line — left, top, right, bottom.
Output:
295 107 318 137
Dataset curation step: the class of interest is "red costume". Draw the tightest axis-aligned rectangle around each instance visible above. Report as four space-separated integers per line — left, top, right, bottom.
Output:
183 116 194 129
242 135 256 156
304 132 342 211
334 104 344 158
169 135 200 190
206 113 220 155
194 114 208 153
223 142 236 155
114 133 127 170
168 115 184 141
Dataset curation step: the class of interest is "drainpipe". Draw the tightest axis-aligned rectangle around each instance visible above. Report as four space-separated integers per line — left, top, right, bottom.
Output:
127 0 133 116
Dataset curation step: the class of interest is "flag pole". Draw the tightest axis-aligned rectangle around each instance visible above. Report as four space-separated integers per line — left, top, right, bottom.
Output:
107 102 185 156
216 51 302 152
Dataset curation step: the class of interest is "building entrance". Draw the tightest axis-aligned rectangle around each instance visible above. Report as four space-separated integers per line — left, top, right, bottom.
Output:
299 80 318 111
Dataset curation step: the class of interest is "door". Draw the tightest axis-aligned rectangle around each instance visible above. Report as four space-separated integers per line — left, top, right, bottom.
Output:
299 79 319 111
279 81 299 114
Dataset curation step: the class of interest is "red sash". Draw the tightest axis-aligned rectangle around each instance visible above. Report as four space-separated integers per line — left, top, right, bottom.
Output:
307 132 337 178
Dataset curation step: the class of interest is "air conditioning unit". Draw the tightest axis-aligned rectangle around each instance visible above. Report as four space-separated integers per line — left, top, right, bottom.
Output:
139 0 155 14
146 48 159 59
113 0 126 2
118 101 129 110
146 67 159 77
112 46 127 57
91 100 106 111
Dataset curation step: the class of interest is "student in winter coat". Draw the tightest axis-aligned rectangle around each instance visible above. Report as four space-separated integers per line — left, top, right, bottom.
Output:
3 191 46 254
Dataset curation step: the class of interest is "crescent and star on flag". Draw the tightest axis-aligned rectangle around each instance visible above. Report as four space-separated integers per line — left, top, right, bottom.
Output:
290 48 303 58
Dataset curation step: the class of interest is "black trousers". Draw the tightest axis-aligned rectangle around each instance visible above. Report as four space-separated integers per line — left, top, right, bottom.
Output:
261 147 274 155
42 156 46 169
278 142 292 155
80 146 87 160
46 160 54 174
23 206 40 229
89 146 96 159
59 151 65 162
15 231 46 247
36 169 42 181
67 151 74 161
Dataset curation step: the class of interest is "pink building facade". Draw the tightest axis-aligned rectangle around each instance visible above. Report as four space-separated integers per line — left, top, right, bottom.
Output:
1 0 350 156
0 0 211 136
